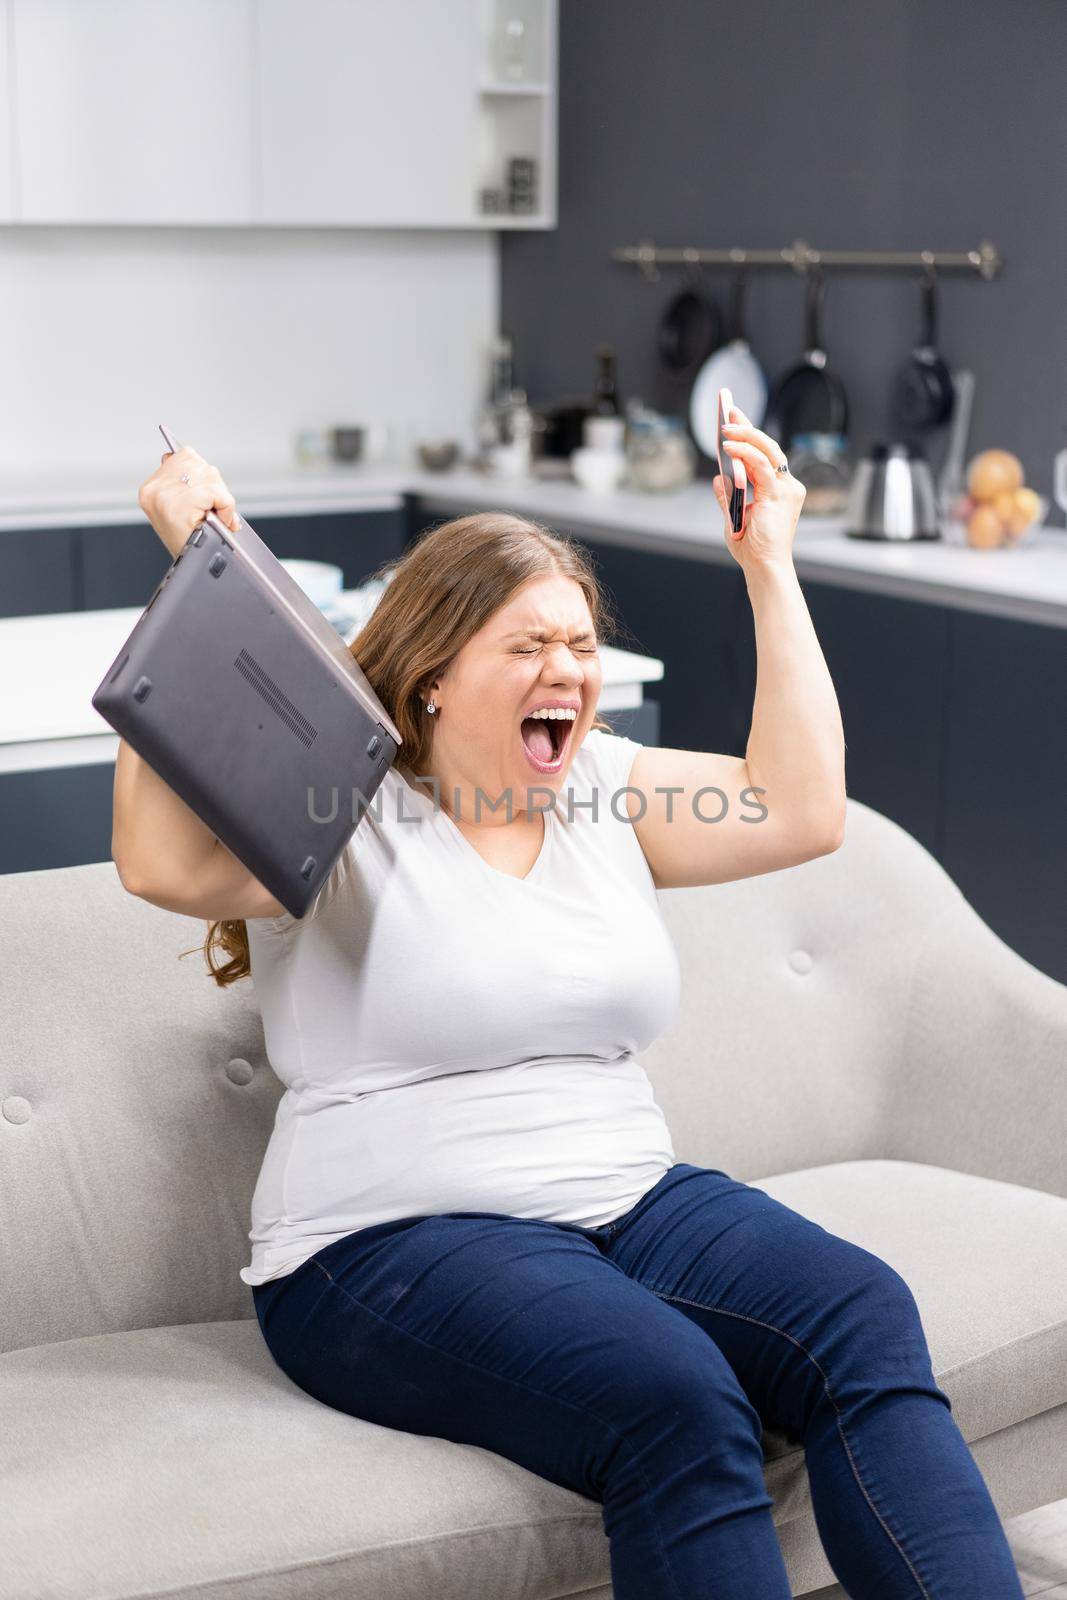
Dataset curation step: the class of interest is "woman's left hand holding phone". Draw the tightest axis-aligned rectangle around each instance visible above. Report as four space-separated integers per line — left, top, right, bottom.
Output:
713 406 806 573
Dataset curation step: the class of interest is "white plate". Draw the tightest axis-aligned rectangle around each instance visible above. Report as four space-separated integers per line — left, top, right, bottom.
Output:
689 342 768 458
278 558 344 610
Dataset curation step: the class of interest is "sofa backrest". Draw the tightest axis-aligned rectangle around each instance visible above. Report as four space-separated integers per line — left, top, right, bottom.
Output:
647 797 950 1182
0 864 271 1355
0 798 959 1354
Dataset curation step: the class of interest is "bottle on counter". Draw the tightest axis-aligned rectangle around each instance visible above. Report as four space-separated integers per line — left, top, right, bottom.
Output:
488 387 535 480
477 337 518 464
475 337 537 479
490 337 515 409
592 346 622 417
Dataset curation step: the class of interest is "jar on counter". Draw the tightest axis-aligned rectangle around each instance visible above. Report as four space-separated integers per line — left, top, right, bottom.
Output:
625 413 696 493
787 433 852 515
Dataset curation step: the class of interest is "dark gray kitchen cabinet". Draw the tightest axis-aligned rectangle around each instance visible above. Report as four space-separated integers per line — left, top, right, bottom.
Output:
80 521 172 610
568 535 746 758
0 526 79 616
586 540 1062 982
0 762 117 874
0 506 409 617
580 544 952 858
82 507 408 611
941 611 1067 985
248 508 407 589
602 700 660 747
731 578 953 859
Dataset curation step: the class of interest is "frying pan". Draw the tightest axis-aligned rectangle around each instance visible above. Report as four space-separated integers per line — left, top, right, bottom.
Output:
892 264 955 438
657 265 723 386
762 265 848 455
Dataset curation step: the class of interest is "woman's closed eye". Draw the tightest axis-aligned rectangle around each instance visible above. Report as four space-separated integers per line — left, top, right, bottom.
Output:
512 645 598 655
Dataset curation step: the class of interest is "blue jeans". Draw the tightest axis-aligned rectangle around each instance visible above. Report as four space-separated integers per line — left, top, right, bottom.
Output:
252 1162 1022 1600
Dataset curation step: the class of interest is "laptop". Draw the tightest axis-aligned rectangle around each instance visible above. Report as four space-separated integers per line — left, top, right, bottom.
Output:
92 442 403 919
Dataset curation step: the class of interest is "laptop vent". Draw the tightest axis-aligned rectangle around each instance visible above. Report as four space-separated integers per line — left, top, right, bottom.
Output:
234 648 318 747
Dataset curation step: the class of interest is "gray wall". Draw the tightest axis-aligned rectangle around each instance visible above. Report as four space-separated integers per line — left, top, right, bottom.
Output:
501 0 1066 507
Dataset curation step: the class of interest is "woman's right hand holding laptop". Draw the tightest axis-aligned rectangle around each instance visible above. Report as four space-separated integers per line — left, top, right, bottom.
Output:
116 434 288 922
138 444 242 560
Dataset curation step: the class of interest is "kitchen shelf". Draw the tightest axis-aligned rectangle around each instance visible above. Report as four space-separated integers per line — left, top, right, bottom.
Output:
475 0 557 226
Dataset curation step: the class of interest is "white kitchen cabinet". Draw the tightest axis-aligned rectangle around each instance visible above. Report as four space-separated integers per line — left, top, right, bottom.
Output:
11 0 256 224
0 0 13 218
255 0 556 227
255 0 482 226
6 0 556 229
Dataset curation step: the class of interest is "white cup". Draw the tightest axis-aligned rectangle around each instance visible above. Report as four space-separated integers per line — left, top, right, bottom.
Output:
489 440 532 480
584 415 627 454
364 422 396 463
571 447 628 493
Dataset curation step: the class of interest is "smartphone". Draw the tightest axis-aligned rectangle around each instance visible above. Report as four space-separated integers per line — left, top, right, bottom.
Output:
715 386 747 534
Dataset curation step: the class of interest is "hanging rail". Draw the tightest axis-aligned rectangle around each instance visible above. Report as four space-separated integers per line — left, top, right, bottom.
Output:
612 236 1003 283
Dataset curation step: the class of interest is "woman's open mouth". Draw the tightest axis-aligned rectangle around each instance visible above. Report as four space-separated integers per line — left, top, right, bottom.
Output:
519 712 575 774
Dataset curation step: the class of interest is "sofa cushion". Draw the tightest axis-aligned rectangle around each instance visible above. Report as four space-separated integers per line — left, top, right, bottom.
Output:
1 1318 611 1600
750 1160 1067 1476
3 1159 1064 1600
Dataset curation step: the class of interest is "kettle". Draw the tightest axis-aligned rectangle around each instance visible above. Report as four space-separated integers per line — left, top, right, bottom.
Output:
845 442 940 540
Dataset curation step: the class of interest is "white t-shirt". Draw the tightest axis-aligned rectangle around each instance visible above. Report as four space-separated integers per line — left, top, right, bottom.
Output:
239 727 682 1286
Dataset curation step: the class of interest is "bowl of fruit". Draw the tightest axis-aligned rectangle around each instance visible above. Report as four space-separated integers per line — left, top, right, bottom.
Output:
941 449 1046 550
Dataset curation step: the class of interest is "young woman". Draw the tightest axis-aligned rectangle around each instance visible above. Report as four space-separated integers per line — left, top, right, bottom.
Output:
120 413 1023 1599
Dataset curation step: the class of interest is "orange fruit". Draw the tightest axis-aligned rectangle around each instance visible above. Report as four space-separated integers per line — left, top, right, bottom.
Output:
966 503 1005 549
991 490 1017 526
1003 485 1042 539
967 449 1024 502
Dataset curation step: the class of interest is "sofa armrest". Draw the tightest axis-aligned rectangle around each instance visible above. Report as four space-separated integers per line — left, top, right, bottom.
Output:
884 887 1067 1197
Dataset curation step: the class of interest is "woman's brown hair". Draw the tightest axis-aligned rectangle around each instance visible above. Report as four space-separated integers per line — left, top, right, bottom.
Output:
183 509 633 987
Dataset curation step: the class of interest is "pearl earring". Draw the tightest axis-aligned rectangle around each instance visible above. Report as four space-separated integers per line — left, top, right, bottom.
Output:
426 699 437 715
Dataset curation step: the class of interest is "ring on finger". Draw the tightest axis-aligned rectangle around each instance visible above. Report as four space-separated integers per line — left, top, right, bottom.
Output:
728 442 790 475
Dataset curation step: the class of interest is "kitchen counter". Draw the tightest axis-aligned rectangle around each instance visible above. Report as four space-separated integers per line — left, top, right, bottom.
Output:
2 457 1066 629
410 469 1067 631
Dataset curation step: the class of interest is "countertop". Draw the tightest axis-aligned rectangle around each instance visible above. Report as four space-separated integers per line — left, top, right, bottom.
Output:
3 456 1066 629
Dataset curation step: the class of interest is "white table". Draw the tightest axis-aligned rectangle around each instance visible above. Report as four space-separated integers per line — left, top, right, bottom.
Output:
0 599 663 776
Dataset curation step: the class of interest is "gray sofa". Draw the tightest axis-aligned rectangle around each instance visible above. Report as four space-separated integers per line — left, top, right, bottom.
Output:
2 796 1065 1600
